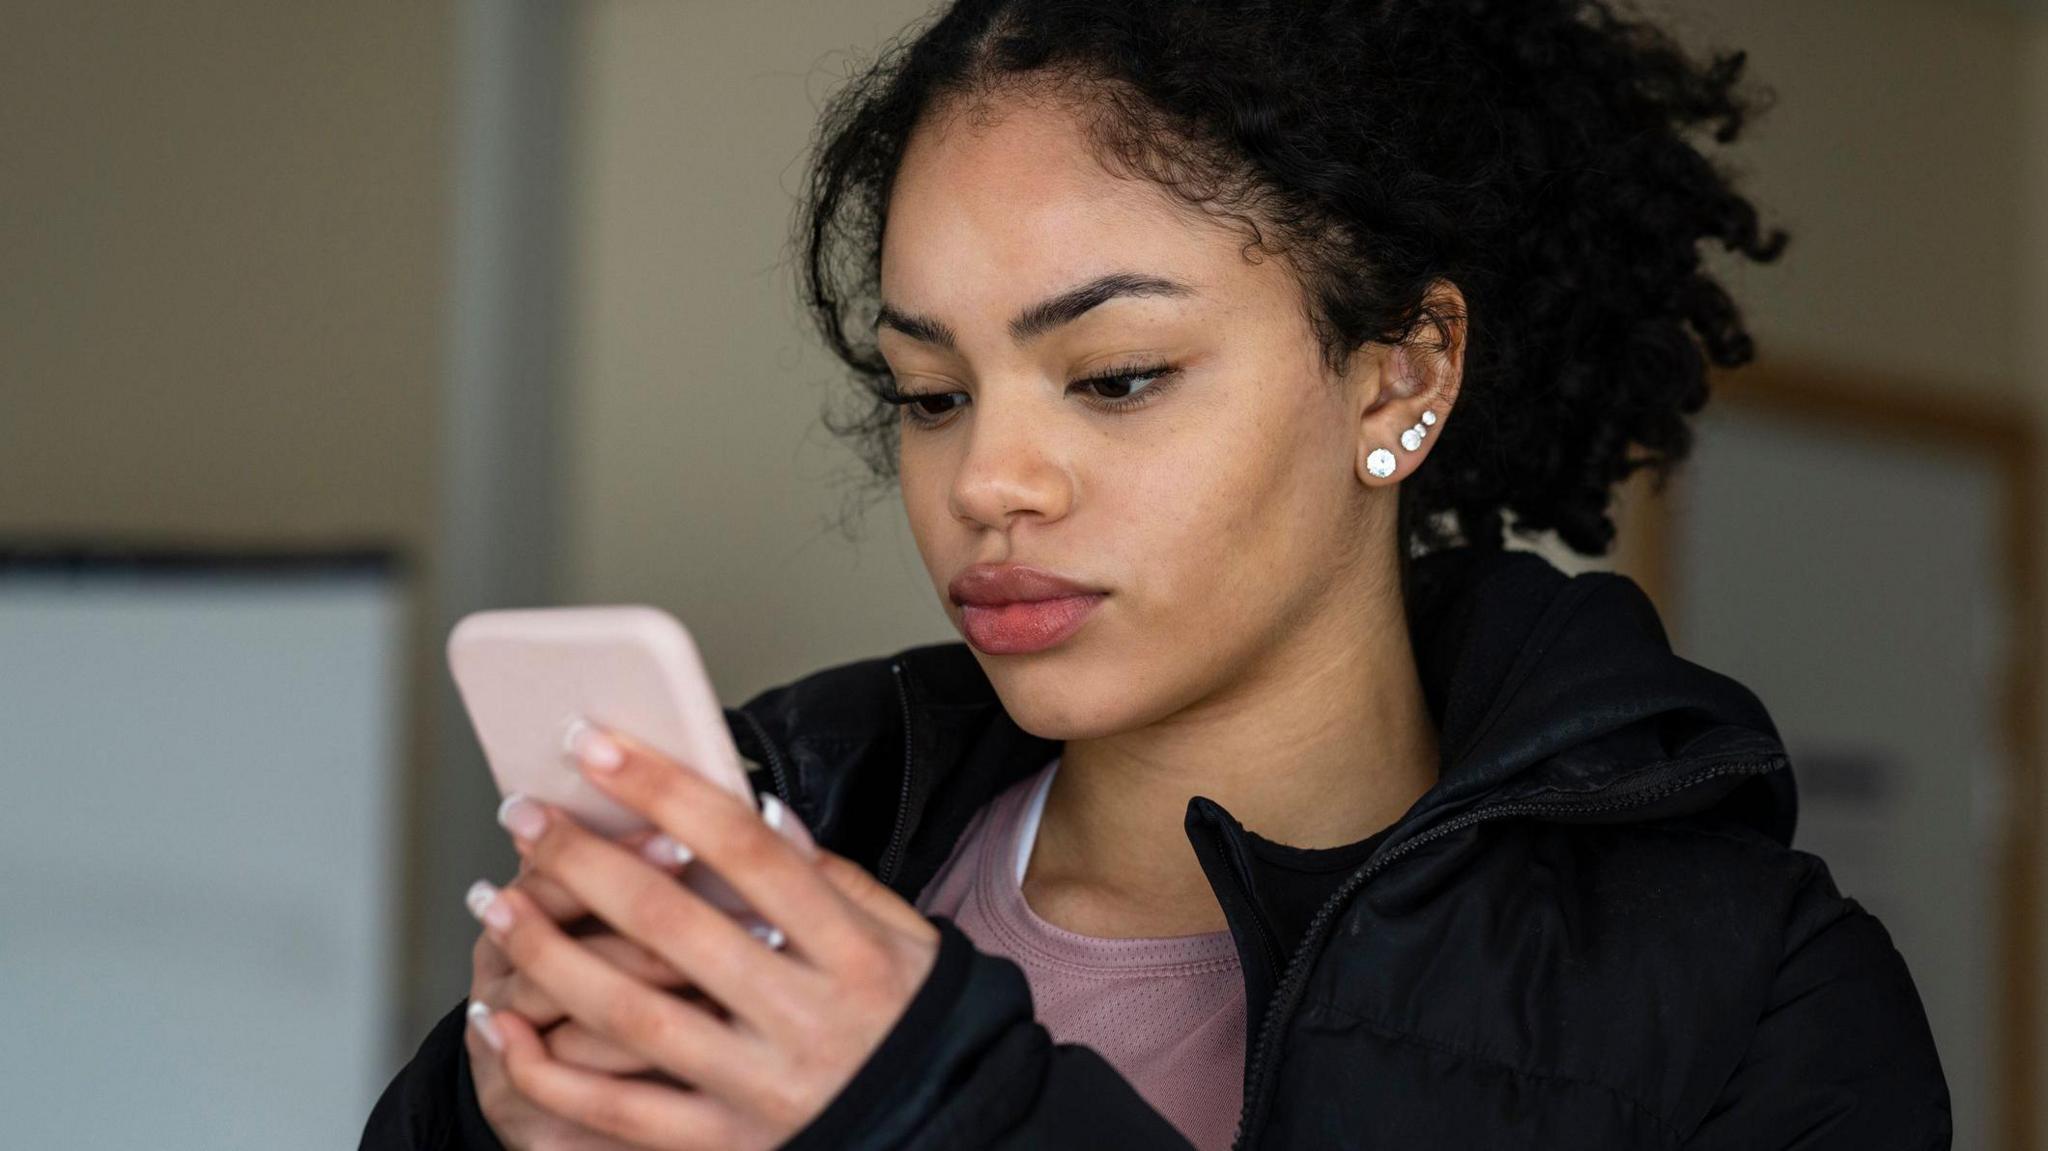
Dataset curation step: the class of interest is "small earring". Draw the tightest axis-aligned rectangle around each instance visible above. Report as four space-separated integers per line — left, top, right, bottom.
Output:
1399 408 1439 453
1366 447 1397 478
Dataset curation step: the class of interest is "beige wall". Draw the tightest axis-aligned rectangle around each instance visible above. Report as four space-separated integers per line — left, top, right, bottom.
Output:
1665 0 2033 400
2027 17 2048 1151
0 2 449 545
2029 21 2048 423
560 0 959 703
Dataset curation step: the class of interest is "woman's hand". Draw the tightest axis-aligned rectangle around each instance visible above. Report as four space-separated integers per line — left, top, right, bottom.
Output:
466 835 700 1150
474 840 701 1073
464 725 942 1150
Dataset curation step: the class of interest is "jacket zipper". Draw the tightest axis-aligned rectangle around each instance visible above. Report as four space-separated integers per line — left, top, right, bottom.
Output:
1227 754 1785 1151
734 707 794 809
1202 817 1284 980
877 661 917 886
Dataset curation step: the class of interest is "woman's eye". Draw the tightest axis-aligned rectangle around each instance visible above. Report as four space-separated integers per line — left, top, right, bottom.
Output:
911 394 962 417
1073 363 1177 406
886 388 967 427
885 362 1179 428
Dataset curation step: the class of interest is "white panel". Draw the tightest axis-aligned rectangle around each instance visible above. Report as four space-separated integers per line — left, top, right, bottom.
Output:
0 567 404 1148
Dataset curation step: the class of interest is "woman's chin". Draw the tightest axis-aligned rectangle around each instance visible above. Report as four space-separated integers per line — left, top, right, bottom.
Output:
973 651 1150 740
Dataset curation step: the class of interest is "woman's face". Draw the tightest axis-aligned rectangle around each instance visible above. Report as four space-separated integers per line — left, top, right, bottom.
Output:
878 97 1425 739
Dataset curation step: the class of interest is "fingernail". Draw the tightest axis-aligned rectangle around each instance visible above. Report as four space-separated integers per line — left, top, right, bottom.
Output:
760 793 818 859
561 716 593 755
465 879 514 934
568 722 624 772
641 833 694 868
467 1000 505 1052
495 792 547 842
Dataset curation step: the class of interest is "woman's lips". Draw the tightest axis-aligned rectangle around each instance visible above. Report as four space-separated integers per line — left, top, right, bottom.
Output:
948 563 1107 654
960 594 1105 654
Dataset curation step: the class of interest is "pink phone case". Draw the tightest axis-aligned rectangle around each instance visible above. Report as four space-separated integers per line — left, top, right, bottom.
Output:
447 605 801 940
446 605 753 838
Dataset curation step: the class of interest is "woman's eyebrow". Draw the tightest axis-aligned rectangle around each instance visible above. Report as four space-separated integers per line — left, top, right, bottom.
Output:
875 271 1196 351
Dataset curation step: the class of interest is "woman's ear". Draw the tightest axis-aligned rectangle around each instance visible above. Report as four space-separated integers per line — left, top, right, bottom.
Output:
1354 282 1467 486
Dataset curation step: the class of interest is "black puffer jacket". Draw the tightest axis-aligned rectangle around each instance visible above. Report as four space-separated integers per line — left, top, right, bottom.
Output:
362 545 1952 1149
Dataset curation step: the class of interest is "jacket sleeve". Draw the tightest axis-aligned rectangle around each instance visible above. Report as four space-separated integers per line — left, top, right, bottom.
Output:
358 997 509 1150
1680 862 1952 1150
782 915 1199 1151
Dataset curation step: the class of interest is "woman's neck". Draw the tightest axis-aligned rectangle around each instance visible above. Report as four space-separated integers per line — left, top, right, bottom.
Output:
1023 596 1440 939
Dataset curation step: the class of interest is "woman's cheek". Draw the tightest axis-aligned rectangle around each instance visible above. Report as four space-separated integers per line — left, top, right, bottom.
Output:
1103 500 1237 656
898 462 962 590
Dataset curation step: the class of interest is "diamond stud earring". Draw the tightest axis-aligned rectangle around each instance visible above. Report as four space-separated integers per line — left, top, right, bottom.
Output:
1392 407 1441 452
1399 408 1440 452
1371 410 1442 478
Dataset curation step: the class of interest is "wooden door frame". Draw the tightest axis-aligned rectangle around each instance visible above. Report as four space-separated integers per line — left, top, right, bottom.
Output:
1618 358 2039 1151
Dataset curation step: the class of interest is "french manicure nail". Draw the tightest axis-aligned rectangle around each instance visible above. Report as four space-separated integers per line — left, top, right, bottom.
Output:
467 1000 504 1052
465 879 514 933
561 716 592 755
642 833 695 867
569 723 624 771
495 792 546 842
760 793 818 858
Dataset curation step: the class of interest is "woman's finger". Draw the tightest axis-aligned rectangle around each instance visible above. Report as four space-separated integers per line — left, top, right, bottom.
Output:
509 825 685 923
489 1005 749 1151
470 881 760 1100
501 930 694 1025
500 794 824 1036
568 725 872 967
546 1018 663 1076
474 929 511 985
575 929 693 987
546 1020 654 1075
507 863 590 923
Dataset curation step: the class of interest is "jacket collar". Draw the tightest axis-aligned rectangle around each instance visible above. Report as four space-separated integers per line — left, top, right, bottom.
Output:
726 544 1795 899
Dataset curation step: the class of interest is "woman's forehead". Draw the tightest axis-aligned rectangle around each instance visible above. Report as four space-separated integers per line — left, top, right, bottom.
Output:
878 97 1295 347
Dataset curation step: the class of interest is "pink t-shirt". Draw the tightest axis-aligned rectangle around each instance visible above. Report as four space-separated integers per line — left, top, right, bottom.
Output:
914 758 1245 1150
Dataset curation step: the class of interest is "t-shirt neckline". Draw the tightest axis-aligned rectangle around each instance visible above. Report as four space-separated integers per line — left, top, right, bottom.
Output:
984 757 1240 973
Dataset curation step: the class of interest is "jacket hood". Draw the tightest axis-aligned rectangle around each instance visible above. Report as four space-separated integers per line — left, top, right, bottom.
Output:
728 543 1796 893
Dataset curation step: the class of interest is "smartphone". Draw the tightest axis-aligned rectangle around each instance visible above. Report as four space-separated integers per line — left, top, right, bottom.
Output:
447 604 752 835
447 604 777 934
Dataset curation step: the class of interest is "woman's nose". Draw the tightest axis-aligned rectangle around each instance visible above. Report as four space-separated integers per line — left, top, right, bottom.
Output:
948 395 1073 531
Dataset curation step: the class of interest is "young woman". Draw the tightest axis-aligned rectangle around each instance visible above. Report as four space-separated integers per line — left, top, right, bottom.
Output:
364 1 1952 1147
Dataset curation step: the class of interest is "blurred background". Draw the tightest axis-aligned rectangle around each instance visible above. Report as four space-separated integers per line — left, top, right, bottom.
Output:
1 1 2042 1147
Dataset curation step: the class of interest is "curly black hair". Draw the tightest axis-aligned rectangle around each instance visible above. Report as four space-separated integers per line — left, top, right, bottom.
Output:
790 0 1788 560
